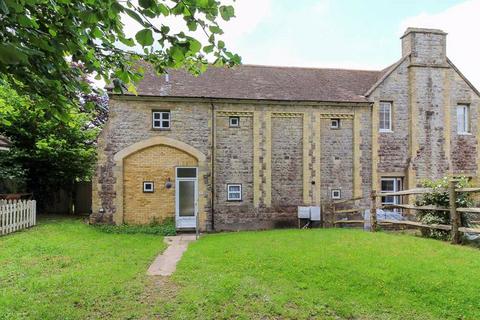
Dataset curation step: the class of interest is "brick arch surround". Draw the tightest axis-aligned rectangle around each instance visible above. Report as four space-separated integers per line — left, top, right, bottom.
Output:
113 137 208 227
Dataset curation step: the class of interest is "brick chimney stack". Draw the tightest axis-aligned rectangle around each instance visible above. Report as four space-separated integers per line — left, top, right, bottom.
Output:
401 27 447 65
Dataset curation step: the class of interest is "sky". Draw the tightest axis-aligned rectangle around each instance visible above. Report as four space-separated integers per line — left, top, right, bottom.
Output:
215 0 480 88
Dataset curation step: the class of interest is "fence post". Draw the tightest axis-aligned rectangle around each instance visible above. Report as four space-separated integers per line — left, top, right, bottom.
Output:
370 190 378 232
449 179 460 244
331 202 336 228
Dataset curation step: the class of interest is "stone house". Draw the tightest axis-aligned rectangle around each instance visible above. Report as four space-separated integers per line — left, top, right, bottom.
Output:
92 28 480 231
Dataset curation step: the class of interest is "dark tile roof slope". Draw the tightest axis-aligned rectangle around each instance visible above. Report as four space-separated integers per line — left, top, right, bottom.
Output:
121 63 385 103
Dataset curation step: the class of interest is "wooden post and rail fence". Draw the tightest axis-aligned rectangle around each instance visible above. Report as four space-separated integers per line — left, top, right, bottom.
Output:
0 200 37 236
331 179 480 244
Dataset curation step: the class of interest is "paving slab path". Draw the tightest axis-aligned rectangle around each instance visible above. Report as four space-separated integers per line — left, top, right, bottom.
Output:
147 234 197 276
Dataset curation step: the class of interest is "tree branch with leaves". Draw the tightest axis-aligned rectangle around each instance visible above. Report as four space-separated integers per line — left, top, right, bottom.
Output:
0 0 240 115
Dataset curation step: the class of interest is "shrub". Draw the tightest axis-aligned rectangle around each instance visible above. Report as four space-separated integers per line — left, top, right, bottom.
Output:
416 176 473 240
93 218 176 236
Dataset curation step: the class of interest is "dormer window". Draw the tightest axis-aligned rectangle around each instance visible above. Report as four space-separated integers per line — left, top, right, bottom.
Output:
152 111 171 129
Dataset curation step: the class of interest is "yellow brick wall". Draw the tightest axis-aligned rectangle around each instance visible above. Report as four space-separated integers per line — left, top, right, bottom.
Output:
123 145 198 224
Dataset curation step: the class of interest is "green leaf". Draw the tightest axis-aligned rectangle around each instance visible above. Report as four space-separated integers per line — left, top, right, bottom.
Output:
157 3 169 16
187 21 197 31
203 45 214 54
217 40 225 49
138 0 154 9
170 45 185 62
188 39 201 53
219 5 235 21
209 25 223 35
124 8 146 27
119 37 135 47
135 29 154 47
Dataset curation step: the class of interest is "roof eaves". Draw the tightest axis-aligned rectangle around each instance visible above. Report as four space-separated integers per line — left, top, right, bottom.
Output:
447 58 480 98
364 55 410 97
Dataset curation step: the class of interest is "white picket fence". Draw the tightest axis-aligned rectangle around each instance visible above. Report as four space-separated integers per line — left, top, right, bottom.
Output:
0 200 36 236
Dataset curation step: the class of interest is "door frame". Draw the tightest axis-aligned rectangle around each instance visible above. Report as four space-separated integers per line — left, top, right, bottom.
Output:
175 167 198 229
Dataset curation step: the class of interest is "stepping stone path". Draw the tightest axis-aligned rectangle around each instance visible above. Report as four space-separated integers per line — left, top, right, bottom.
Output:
147 234 197 276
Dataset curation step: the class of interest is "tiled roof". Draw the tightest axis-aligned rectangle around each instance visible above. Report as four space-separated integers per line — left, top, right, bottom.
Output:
117 63 386 103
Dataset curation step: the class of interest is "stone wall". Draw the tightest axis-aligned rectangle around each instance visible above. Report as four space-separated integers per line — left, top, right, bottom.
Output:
93 99 372 230
92 99 213 228
370 28 480 192
271 116 303 211
213 110 255 229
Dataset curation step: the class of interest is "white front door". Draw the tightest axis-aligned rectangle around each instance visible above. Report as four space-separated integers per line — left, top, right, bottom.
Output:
175 167 198 229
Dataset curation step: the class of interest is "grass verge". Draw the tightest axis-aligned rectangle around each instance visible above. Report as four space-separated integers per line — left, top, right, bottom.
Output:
0 216 165 320
158 229 480 319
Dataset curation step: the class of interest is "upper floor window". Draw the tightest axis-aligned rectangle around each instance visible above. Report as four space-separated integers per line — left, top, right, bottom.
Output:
229 116 240 127
457 104 470 134
379 102 392 132
330 119 341 129
152 111 170 129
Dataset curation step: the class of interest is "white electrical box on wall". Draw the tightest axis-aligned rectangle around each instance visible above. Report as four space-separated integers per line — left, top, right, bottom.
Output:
310 206 321 221
298 206 310 219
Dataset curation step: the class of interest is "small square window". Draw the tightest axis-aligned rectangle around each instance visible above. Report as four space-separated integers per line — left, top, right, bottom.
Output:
152 111 171 129
331 119 340 129
331 189 341 200
227 184 242 201
143 181 154 193
229 116 240 127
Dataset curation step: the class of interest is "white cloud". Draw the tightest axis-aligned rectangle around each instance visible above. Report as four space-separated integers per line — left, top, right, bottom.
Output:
400 0 480 88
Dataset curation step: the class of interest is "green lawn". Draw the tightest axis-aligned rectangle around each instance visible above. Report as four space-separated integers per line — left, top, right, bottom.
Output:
2 219 480 320
0 217 165 320
160 229 480 320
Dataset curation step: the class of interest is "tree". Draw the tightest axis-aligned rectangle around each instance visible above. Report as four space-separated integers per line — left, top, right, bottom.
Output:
0 81 98 208
0 0 240 114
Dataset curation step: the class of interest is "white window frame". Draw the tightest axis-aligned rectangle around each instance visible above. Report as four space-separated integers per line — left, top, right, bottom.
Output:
227 184 242 201
379 102 392 132
380 177 402 210
152 111 171 129
229 116 240 127
143 181 154 193
330 119 340 129
457 104 470 134
331 189 341 200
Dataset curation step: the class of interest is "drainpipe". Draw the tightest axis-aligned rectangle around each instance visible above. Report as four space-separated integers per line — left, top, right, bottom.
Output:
210 101 216 231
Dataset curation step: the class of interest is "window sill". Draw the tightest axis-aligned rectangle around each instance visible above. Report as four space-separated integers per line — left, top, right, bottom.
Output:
379 129 393 133
151 128 171 131
457 132 472 136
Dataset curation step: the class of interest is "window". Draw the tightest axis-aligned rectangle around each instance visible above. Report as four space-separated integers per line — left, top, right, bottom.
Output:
227 184 242 201
379 102 392 132
143 181 154 193
331 189 341 200
457 104 470 134
330 119 340 129
177 167 197 178
380 177 403 210
229 116 240 127
152 111 170 129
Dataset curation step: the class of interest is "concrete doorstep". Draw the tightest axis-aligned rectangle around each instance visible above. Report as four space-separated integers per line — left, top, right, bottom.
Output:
147 234 197 276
